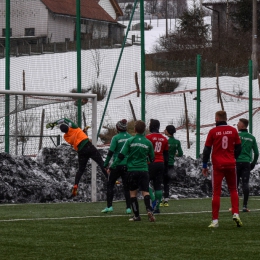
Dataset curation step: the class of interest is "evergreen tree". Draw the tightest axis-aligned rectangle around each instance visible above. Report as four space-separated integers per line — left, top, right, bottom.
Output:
177 6 209 45
230 0 260 33
155 4 209 52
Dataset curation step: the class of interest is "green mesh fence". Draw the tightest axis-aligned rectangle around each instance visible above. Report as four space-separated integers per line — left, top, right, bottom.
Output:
1 0 260 160
0 93 93 155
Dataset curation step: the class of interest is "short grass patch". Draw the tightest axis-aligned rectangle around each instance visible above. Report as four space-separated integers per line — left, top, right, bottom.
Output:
0 197 259 260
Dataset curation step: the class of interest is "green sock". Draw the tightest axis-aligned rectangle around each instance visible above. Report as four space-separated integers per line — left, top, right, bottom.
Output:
149 187 155 202
155 190 162 210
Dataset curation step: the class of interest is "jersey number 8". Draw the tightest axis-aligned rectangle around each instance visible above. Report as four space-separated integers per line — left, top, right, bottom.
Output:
222 136 228 149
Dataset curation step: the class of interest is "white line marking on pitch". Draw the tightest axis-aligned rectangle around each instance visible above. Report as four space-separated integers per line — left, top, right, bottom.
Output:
0 209 259 222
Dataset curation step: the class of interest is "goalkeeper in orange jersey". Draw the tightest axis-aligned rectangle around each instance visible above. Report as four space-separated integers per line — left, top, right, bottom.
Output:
46 118 108 196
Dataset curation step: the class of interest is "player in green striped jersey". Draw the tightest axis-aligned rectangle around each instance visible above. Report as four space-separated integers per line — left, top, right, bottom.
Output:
109 120 155 222
102 119 132 214
236 118 259 212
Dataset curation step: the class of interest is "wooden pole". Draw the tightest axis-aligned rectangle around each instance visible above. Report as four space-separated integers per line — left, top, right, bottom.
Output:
135 72 140 97
216 63 224 110
23 70 25 109
83 111 87 127
129 100 137 121
39 109 45 151
216 63 219 103
258 73 260 94
183 93 190 149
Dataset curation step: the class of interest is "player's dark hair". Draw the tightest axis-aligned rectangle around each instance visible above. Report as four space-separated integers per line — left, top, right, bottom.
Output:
135 120 146 134
60 124 69 133
239 118 248 128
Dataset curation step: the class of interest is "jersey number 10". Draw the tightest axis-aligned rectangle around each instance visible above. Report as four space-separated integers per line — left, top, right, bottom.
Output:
154 141 162 152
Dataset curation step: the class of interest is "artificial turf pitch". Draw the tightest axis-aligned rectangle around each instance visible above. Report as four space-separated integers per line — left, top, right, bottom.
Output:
0 197 259 260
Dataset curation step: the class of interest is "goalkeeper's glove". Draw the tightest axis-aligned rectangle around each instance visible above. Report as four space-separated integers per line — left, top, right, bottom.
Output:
46 122 57 129
72 184 78 197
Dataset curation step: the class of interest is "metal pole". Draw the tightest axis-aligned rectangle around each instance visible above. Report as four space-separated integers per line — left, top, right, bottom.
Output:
140 0 146 121
97 0 139 137
252 0 258 79
0 90 97 99
249 60 253 133
196 55 201 159
5 0 10 153
91 95 97 202
76 0 82 127
15 96 18 155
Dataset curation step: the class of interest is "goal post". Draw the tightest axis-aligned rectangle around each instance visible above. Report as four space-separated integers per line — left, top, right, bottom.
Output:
0 90 98 202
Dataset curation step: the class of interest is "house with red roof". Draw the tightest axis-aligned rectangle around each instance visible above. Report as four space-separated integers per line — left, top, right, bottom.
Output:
0 0 124 44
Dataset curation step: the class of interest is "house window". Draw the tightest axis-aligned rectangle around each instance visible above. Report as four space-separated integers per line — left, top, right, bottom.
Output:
25 28 35 36
2 28 12 37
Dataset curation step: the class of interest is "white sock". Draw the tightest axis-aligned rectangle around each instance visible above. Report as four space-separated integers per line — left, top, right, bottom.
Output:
212 219 218 224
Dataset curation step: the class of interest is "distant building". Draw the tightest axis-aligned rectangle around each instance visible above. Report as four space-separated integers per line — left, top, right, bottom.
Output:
0 0 124 44
202 0 260 46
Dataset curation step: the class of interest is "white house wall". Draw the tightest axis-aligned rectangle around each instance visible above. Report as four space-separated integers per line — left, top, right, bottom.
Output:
47 13 74 43
98 0 116 20
0 0 48 37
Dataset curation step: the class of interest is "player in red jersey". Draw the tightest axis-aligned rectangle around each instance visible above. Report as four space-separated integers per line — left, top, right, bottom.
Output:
146 119 168 213
202 110 242 228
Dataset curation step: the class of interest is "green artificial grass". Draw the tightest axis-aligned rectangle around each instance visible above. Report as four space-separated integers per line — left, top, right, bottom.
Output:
0 197 259 260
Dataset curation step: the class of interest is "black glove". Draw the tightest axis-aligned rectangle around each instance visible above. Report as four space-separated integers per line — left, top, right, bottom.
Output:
250 163 256 170
46 122 57 129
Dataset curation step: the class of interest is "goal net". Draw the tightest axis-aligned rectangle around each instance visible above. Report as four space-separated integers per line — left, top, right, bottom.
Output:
0 90 99 201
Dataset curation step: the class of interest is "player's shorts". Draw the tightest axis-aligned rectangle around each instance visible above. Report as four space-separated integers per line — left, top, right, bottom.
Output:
148 162 164 190
127 171 149 192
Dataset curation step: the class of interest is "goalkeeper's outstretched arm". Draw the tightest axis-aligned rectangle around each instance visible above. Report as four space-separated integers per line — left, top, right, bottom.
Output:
46 118 78 129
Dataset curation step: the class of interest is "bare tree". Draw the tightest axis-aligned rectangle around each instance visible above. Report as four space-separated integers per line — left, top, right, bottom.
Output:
90 49 105 79
158 0 187 18
146 0 160 15
176 0 188 18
